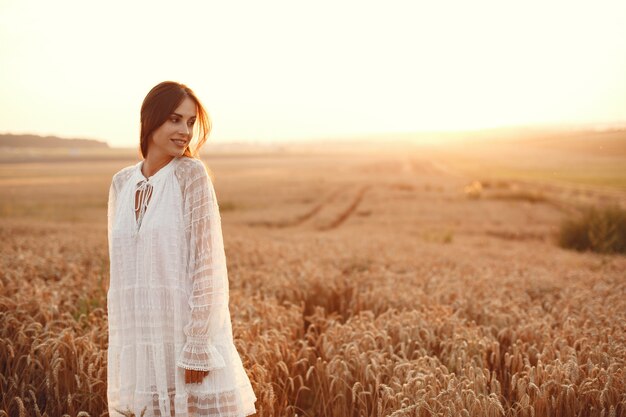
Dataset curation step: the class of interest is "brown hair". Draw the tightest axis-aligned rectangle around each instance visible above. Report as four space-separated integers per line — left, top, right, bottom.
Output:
139 81 211 159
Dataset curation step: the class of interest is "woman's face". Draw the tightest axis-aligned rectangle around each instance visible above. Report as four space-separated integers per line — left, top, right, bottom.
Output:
149 96 197 158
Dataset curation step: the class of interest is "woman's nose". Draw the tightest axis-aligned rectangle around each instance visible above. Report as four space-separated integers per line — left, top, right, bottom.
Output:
179 124 190 136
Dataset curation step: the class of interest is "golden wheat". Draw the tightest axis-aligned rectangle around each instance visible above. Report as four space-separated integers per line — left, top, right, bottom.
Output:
1 150 625 416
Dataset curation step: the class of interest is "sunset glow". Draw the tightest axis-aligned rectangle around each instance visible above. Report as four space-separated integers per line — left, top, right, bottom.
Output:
1 0 625 147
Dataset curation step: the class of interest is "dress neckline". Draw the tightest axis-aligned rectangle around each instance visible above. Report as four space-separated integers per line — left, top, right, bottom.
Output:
134 156 179 183
130 156 179 237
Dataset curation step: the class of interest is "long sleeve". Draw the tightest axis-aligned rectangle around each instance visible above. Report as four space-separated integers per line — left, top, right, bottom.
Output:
176 161 228 372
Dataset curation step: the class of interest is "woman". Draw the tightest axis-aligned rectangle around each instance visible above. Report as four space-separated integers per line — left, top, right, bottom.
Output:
107 81 257 417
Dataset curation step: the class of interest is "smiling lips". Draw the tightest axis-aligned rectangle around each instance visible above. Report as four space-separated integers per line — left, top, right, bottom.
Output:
171 139 187 147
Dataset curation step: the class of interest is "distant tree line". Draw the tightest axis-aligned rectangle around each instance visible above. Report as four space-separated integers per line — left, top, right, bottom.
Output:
0 134 109 148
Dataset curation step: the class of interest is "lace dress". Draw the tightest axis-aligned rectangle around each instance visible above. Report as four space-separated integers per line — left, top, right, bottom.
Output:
106 155 257 417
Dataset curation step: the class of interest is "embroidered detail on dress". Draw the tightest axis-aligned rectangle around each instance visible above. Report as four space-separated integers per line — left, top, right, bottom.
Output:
134 178 153 234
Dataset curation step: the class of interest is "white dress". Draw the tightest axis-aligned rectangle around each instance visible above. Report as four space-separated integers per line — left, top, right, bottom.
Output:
106 155 257 417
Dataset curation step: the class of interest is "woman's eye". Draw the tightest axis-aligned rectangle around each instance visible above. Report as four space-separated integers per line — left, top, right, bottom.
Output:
170 118 179 123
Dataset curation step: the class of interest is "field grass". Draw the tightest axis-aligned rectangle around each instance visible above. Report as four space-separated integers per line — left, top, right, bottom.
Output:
439 158 626 191
1 137 625 416
428 129 626 192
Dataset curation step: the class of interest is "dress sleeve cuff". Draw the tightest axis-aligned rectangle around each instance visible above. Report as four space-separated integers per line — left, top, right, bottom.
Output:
176 342 227 371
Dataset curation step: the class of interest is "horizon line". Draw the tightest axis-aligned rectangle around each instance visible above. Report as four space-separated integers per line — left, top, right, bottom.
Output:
2 119 626 148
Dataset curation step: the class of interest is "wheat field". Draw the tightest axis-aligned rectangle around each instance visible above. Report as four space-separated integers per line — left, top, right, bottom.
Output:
1 138 625 416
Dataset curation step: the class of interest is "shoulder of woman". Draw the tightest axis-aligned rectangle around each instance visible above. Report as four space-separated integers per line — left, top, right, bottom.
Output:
111 164 137 187
177 155 205 170
175 156 212 185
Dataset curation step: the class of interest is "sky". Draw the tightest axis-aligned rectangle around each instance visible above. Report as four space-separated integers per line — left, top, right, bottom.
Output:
1 0 625 148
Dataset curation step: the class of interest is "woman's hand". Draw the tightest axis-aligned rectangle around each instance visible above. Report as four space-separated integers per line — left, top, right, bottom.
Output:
185 368 209 384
